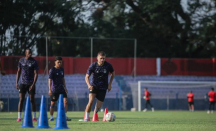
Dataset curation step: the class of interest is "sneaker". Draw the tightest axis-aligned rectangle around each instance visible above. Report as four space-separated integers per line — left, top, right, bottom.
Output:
17 118 21 122
151 108 154 112
49 118 54 121
66 117 71 121
83 119 89 122
32 118 37 122
211 111 214 114
207 110 210 114
143 109 147 112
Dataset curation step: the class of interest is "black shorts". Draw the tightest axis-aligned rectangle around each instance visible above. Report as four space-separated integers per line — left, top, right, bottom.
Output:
50 92 67 101
89 88 107 102
188 102 194 105
19 84 36 95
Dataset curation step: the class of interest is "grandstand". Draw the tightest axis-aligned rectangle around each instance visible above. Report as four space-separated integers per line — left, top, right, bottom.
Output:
1 74 216 111
0 74 120 98
0 74 120 111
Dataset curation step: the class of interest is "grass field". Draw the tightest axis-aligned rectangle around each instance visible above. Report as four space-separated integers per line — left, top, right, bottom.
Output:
0 111 216 131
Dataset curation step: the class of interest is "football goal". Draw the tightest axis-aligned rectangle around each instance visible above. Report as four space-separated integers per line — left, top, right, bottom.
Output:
136 81 216 111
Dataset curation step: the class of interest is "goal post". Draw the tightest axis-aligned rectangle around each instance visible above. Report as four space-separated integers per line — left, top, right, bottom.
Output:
137 81 216 111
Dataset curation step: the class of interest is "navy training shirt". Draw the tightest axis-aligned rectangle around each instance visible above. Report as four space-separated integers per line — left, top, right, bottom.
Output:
49 67 65 93
18 57 39 85
87 61 114 90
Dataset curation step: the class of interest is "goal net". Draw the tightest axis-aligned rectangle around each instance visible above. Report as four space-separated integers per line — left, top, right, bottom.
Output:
129 81 216 111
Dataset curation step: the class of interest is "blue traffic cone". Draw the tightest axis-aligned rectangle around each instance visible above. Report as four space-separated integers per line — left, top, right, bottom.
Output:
36 95 51 129
53 94 69 130
21 96 34 128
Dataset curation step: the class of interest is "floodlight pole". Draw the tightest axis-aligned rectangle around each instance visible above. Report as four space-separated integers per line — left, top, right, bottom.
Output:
91 38 93 64
46 37 48 75
134 39 137 81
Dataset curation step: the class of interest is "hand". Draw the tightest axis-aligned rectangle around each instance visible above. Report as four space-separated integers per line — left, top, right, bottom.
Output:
108 84 112 92
88 85 93 91
16 84 19 90
65 88 68 93
29 84 35 91
48 90 52 96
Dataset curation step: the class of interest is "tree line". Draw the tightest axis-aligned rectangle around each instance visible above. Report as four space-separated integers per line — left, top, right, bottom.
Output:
1 0 216 58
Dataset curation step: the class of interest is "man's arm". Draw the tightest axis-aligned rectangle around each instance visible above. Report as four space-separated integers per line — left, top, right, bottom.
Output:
108 71 115 92
33 70 38 86
109 71 115 85
85 74 93 90
16 68 21 89
48 79 52 96
30 70 38 91
63 77 68 93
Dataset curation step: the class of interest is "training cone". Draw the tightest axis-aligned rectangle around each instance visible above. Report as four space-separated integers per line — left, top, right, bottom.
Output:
53 94 69 130
36 95 51 129
92 112 99 122
103 108 108 122
83 110 90 121
21 96 34 128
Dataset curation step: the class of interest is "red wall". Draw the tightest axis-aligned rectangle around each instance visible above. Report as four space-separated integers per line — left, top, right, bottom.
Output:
1 56 216 76
161 58 216 76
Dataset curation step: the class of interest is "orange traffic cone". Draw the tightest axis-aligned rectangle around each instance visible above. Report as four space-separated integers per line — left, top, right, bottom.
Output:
83 111 90 121
92 112 99 122
103 108 108 122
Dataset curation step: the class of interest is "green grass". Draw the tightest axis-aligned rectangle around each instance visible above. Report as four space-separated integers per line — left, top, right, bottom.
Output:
0 111 216 131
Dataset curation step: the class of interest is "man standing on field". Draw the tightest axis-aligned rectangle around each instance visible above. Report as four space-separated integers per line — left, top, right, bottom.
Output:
48 56 71 121
16 49 38 122
143 88 154 112
207 88 216 114
83 51 115 122
187 91 194 112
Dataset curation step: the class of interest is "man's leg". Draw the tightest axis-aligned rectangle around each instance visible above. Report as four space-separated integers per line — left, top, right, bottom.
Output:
64 98 68 113
148 100 154 112
191 104 194 111
49 93 58 121
84 93 96 121
211 102 215 113
49 101 56 121
17 93 25 121
63 97 71 121
29 94 36 120
207 102 211 114
94 90 106 113
148 100 153 107
86 93 96 112
143 100 148 112
188 103 191 111
94 100 103 113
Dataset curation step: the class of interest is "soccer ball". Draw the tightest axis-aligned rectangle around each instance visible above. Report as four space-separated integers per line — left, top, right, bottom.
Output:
105 112 116 122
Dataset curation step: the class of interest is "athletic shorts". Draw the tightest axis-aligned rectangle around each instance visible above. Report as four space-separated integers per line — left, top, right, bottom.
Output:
89 88 107 102
50 92 67 101
19 84 36 95
188 102 194 105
